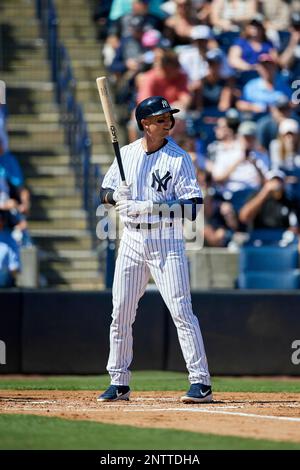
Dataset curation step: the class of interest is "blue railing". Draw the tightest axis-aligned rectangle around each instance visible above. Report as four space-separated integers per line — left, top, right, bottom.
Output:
36 0 58 83
35 0 114 286
35 0 99 215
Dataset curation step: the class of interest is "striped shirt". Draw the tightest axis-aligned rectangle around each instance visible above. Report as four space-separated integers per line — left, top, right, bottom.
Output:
102 137 202 224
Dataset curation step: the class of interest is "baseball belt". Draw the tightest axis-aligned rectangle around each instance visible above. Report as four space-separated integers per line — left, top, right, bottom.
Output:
126 221 173 230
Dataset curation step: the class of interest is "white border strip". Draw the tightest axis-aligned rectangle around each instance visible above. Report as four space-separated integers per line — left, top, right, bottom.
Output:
125 407 300 423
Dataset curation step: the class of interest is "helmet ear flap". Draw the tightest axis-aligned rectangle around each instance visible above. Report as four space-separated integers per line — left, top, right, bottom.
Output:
138 118 144 131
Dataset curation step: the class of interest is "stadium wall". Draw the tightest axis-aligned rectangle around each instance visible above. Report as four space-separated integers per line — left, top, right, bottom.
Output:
0 290 300 375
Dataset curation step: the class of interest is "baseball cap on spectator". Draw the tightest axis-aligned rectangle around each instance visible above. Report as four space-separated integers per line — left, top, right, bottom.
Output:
128 15 145 31
206 48 223 63
291 11 300 28
160 1 176 16
238 121 257 136
225 108 240 130
226 108 240 121
249 14 265 27
274 95 290 110
190 25 213 41
266 169 286 181
142 29 162 48
278 119 299 135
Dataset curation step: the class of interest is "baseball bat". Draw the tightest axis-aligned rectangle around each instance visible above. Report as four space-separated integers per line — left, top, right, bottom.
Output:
96 76 126 183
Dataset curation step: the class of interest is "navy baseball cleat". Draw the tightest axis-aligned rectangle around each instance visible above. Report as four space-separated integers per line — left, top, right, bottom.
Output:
180 383 213 403
97 385 131 402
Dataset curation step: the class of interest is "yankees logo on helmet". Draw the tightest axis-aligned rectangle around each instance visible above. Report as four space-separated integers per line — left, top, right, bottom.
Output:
135 96 180 131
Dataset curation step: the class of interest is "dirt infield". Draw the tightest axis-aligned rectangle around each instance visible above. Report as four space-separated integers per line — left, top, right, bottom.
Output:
1 390 300 444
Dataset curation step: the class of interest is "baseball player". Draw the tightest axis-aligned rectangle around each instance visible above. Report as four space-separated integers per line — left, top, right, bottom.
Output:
98 96 212 403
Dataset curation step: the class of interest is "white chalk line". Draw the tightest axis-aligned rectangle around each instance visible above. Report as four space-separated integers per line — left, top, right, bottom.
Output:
125 407 300 423
0 399 56 404
1 404 300 423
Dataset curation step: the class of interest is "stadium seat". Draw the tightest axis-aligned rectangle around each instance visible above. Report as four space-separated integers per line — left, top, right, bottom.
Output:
238 270 300 289
281 168 300 201
245 229 297 246
222 188 256 212
239 244 299 272
0 272 14 288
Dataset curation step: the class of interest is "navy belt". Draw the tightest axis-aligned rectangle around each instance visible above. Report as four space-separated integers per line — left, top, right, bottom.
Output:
126 222 173 230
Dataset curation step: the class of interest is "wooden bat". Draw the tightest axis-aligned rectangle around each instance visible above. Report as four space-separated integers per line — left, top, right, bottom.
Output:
96 76 126 183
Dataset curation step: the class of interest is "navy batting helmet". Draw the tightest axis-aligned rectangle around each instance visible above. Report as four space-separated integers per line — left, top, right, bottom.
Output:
135 96 180 131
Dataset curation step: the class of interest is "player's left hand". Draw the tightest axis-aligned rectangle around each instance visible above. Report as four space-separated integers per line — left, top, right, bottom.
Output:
115 200 153 217
113 183 132 202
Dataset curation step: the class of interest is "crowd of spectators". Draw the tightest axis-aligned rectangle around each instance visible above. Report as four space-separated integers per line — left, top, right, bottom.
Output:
95 0 300 248
0 98 31 287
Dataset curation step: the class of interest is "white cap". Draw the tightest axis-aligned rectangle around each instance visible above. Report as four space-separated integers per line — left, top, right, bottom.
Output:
278 118 299 135
237 121 257 136
190 25 213 40
266 169 285 181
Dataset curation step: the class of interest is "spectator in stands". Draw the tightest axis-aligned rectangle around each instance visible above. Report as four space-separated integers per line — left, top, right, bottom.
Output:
203 190 238 246
130 48 191 141
257 0 292 34
239 170 299 232
178 26 234 107
210 0 258 32
109 15 147 89
163 0 199 46
269 118 300 170
228 16 276 81
0 210 20 287
279 11 300 83
237 54 291 116
258 0 300 43
0 137 31 246
211 120 269 195
93 0 113 40
140 28 169 64
256 95 294 152
194 0 212 24
137 48 191 111
103 0 163 67
193 165 238 247
107 0 133 21
206 109 240 168
109 0 163 38
199 48 237 112
178 26 215 95
0 137 30 216
108 0 165 22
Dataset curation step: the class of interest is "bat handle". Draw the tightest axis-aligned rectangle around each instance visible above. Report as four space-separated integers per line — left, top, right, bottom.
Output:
112 142 126 184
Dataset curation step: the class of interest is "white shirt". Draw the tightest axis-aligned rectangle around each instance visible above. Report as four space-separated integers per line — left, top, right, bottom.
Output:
211 140 268 192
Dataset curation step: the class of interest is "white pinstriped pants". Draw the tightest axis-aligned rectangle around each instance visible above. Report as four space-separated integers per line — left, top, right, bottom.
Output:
107 226 211 386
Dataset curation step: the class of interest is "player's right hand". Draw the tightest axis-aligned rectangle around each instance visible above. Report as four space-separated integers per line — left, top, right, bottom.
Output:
113 183 132 202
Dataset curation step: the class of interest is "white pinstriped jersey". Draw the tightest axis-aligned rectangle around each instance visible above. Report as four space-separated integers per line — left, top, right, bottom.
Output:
101 137 202 224
102 136 211 388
